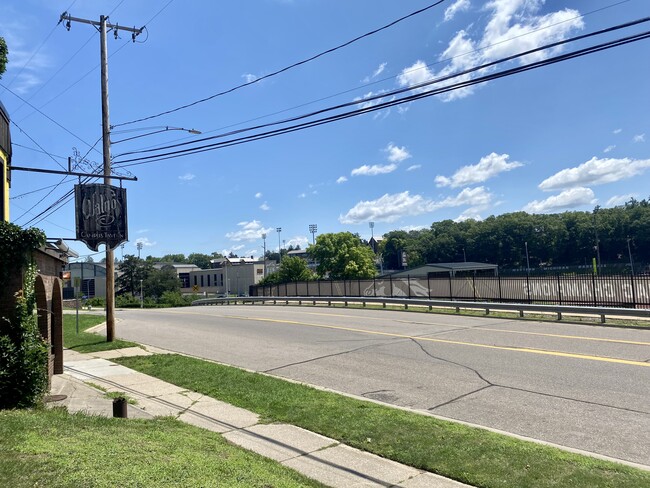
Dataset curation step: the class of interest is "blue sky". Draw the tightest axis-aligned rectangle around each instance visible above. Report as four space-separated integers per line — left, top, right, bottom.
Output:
1 0 648 259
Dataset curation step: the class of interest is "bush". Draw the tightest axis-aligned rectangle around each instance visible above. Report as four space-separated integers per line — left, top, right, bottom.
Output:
86 297 105 308
0 222 48 409
115 294 141 308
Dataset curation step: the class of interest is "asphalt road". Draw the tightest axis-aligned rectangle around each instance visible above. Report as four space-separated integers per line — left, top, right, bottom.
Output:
114 305 650 467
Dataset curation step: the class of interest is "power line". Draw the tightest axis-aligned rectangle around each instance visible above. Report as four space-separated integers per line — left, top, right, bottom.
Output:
12 143 67 160
111 0 449 129
10 120 67 170
0 82 100 154
112 24 650 167
115 0 633 156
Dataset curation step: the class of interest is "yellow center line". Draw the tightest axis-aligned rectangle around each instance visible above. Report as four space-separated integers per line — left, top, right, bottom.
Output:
230 309 650 347
173 309 650 368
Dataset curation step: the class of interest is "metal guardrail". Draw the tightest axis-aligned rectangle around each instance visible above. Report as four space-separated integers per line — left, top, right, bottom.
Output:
192 296 650 323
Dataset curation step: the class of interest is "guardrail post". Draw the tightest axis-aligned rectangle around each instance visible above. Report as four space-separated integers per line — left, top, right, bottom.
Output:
600 314 606 324
363 301 366 307
485 308 490 315
383 301 386 309
519 310 524 318
557 311 562 320
455 306 460 313
328 300 332 306
405 302 408 310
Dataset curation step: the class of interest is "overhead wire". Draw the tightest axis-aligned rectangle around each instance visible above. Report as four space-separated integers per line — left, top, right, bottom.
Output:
112 21 650 167
118 0 633 155
111 0 449 129
9 120 67 170
14 0 177 227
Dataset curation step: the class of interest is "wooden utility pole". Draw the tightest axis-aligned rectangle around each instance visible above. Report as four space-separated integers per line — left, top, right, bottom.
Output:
61 12 142 341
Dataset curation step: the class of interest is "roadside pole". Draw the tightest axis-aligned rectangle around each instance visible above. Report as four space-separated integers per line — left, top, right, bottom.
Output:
61 12 142 341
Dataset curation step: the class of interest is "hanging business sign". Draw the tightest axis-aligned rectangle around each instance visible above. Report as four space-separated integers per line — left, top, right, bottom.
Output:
75 183 128 251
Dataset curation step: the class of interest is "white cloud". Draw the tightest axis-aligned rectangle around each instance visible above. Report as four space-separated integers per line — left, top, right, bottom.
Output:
606 194 638 207
613 128 622 134
178 173 195 181
538 157 650 191
444 0 471 22
385 143 411 163
339 187 493 224
298 193 307 198
225 220 273 241
435 186 493 208
232 244 245 251
242 73 258 83
351 163 398 176
255 192 263 199
398 1 584 101
406 164 422 172
524 187 596 213
1 25 52 94
362 62 388 82
135 237 156 247
455 209 484 222
603 145 615 153
336 176 348 184
340 191 436 224
633 133 646 143
400 225 427 232
435 152 522 188
286 236 309 249
136 229 149 234
259 202 270 211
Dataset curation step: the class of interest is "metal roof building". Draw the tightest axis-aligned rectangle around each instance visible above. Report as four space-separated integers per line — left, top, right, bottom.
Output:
382 262 499 278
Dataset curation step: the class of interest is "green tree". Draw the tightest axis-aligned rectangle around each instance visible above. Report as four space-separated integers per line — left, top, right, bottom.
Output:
117 255 153 296
0 37 7 79
143 264 180 299
187 253 212 269
308 232 376 279
277 256 314 283
160 253 186 263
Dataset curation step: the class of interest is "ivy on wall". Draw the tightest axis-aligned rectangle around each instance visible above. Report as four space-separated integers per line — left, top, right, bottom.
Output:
0 221 49 409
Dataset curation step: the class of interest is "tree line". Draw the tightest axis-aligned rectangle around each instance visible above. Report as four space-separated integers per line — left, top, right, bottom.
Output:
381 200 650 272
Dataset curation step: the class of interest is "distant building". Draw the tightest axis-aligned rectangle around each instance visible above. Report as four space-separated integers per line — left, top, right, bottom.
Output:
63 262 118 299
153 263 200 289
368 236 383 254
186 256 265 295
0 101 11 222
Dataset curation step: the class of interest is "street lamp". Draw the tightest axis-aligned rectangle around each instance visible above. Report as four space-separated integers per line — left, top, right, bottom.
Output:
137 241 143 259
309 224 317 245
261 233 267 277
276 227 282 263
369 221 374 240
110 126 202 144
627 237 635 276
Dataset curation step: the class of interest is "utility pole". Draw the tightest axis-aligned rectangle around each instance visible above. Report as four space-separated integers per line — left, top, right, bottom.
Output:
61 12 142 342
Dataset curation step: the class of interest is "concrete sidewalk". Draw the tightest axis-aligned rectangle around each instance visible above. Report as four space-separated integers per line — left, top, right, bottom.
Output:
49 347 471 488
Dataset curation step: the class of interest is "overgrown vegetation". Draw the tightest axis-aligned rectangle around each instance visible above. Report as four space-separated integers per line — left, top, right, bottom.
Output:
117 353 650 488
381 201 650 271
0 221 48 409
0 408 324 487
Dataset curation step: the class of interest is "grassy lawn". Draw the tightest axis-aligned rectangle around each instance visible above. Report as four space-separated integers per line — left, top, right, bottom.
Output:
63 314 138 353
116 354 650 488
0 408 324 488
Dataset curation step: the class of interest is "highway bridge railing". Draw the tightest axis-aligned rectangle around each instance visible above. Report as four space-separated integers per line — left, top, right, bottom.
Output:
191 296 650 324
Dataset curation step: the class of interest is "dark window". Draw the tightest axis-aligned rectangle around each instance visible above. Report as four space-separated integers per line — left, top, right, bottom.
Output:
194 276 197 286
207 275 211 286
200 275 204 287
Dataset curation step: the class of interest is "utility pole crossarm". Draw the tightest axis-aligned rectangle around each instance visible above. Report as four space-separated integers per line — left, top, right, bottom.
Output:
60 12 144 39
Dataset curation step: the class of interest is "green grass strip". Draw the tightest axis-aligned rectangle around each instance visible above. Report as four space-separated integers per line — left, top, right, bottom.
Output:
63 314 138 353
0 408 324 488
116 353 650 488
